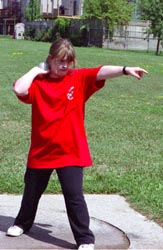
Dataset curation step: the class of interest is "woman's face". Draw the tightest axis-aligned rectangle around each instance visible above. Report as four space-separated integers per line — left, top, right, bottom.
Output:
49 56 72 78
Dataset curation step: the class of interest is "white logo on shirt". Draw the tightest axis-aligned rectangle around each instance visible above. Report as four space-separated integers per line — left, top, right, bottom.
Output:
67 86 74 100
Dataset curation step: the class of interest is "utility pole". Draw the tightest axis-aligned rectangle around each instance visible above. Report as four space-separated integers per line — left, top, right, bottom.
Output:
47 0 49 15
51 0 54 15
68 0 70 15
57 0 59 16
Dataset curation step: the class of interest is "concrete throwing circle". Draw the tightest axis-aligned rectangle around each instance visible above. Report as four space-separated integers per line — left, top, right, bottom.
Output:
0 210 129 249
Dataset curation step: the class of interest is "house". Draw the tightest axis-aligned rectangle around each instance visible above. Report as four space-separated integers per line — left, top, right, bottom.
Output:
40 0 83 19
0 0 83 35
0 0 21 35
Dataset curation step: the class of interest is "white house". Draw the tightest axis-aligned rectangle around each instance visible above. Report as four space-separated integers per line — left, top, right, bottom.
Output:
40 0 83 17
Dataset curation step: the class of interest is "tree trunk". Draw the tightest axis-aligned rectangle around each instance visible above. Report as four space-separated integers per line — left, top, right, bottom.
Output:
155 38 161 55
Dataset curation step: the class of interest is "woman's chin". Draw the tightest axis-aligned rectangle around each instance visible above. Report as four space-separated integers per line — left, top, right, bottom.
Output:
50 70 67 78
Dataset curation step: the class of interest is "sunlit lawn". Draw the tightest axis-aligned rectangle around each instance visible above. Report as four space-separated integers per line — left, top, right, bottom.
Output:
1 36 163 223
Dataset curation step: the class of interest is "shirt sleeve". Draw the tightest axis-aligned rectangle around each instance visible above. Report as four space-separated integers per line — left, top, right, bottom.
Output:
78 66 105 101
13 79 35 104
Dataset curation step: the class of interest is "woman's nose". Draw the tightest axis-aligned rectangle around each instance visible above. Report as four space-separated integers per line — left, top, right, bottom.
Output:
62 62 68 68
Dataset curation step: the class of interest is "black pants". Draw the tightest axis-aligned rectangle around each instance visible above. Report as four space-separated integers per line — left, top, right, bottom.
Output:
14 167 95 246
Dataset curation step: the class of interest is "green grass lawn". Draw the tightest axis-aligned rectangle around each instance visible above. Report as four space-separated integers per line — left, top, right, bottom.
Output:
1 36 163 223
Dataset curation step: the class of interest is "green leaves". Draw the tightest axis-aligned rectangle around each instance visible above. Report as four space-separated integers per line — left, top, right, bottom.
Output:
25 0 41 21
83 0 133 39
83 0 101 18
138 0 163 54
83 0 133 22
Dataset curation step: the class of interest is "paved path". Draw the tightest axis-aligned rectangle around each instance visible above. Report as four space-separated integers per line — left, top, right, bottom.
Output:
0 194 163 249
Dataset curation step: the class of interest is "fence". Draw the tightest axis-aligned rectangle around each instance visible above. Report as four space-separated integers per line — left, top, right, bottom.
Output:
26 20 158 51
0 21 15 35
103 21 159 51
25 18 103 47
1 18 160 51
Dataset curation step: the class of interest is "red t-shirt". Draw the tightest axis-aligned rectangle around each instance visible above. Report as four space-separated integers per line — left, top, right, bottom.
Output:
17 67 105 169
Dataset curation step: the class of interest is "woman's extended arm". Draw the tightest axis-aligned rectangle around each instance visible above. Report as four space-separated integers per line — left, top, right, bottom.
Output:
97 66 148 81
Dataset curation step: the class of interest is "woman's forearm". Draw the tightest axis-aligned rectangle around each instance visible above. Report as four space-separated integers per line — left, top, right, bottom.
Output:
13 67 47 96
97 66 148 80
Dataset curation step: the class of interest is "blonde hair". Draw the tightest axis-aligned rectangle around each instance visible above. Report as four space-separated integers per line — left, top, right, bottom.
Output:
47 38 76 67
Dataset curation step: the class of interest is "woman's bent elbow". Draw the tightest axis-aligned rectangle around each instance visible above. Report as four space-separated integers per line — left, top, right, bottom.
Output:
13 85 28 96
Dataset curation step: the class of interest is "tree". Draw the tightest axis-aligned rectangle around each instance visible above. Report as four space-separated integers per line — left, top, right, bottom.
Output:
83 0 133 40
138 0 163 55
25 0 41 21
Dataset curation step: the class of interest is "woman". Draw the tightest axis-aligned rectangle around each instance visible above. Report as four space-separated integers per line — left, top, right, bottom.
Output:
7 38 147 250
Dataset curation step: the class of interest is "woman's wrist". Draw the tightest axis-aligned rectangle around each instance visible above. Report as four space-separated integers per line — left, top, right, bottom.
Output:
122 66 128 75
